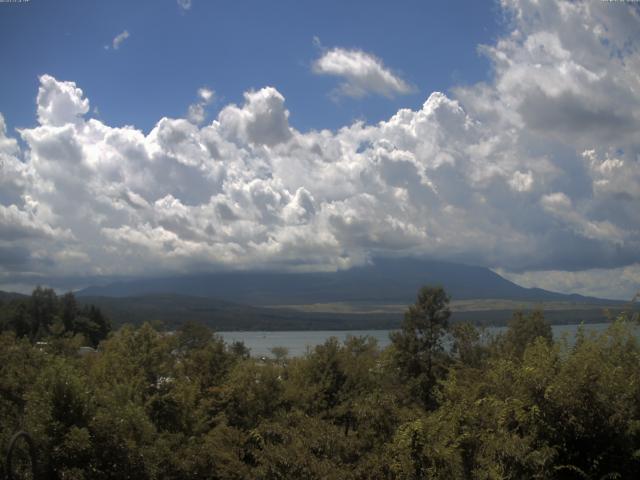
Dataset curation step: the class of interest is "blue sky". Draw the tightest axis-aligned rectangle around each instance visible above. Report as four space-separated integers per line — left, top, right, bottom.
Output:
1 0 639 299
0 0 499 133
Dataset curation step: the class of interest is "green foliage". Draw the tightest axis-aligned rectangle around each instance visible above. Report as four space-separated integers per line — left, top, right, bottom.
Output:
0 287 111 347
493 309 552 360
450 322 488 368
387 416 463 479
270 346 289 362
25 358 95 478
1 286 639 479
390 285 451 408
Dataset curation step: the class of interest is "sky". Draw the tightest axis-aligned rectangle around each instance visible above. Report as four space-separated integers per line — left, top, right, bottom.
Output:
0 0 639 300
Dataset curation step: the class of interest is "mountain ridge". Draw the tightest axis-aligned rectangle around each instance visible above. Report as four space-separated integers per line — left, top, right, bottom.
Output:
77 258 614 305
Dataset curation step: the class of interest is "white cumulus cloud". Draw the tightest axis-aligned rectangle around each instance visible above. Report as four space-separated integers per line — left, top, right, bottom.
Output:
187 87 215 125
36 74 89 126
313 47 414 99
198 87 214 103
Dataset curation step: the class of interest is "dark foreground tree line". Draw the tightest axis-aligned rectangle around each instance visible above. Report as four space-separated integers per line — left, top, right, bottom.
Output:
0 286 639 479
0 287 110 347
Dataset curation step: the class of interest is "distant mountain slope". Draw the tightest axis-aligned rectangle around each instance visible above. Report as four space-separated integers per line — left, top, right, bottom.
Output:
77 294 403 331
78 293 632 331
78 258 612 305
0 291 28 302
77 293 633 331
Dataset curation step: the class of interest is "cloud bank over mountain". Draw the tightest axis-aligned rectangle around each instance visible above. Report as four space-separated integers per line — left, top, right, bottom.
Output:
1 0 639 299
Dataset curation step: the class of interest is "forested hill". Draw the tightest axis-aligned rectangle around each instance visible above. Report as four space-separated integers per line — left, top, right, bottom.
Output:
77 258 611 305
0 290 27 301
76 294 403 331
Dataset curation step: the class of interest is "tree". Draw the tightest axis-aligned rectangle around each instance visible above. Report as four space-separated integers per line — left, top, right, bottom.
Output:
76 304 111 346
59 292 78 333
29 286 58 340
390 285 451 408
495 309 552 360
176 321 213 352
270 346 289 363
229 340 250 360
4 302 31 339
450 322 487 368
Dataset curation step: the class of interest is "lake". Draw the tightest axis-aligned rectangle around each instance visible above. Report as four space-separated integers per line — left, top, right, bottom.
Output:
220 322 620 358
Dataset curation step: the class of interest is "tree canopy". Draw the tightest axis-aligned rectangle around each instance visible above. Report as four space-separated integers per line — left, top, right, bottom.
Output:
0 288 111 347
1 285 639 479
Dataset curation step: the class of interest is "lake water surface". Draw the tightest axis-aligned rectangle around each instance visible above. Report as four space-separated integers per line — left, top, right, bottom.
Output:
220 323 620 358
